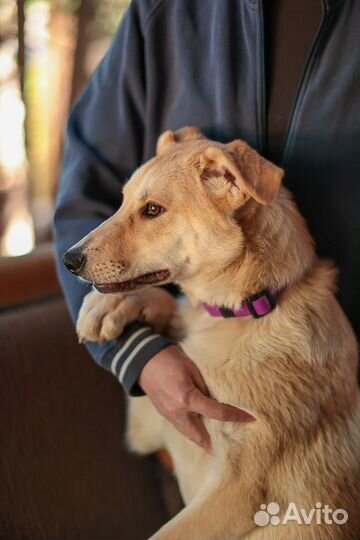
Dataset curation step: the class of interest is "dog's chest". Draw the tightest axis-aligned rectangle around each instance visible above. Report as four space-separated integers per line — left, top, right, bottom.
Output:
179 307 262 401
181 305 252 361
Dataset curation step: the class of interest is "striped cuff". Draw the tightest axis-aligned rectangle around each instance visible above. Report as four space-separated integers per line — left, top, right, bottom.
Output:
101 322 174 396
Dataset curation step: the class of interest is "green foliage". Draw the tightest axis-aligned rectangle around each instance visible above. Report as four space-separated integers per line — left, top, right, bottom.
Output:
54 0 82 14
95 0 129 36
25 0 80 15
24 0 129 34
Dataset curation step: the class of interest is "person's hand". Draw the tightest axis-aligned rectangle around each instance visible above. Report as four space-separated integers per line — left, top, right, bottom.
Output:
138 345 256 453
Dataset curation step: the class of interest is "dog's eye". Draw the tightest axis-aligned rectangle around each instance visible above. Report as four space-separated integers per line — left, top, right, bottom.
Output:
141 202 165 219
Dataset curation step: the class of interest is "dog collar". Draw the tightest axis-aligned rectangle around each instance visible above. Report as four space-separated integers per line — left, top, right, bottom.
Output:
203 288 282 319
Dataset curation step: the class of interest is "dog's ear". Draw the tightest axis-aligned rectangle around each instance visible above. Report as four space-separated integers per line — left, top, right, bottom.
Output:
156 126 206 155
200 140 284 206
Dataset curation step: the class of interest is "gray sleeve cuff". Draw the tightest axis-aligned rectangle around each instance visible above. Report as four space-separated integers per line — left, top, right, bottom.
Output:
100 322 174 396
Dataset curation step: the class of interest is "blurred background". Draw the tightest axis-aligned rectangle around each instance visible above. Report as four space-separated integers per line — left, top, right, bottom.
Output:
0 0 130 258
0 5 183 539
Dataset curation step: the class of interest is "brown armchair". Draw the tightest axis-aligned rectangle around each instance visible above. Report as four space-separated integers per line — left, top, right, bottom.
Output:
0 245 181 540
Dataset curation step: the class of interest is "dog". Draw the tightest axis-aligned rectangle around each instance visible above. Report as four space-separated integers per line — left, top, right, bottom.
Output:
64 127 360 540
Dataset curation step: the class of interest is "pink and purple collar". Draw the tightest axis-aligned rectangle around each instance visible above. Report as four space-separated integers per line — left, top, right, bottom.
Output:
203 288 282 319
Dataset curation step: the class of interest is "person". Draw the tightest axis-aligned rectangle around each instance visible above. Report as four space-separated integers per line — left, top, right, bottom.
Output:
54 0 360 452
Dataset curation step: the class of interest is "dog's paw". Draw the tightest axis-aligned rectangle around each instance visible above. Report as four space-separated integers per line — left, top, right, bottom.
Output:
138 287 177 334
76 287 177 344
166 309 187 341
76 289 139 344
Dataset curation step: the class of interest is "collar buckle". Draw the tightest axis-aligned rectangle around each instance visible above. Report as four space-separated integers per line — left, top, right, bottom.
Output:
245 289 276 318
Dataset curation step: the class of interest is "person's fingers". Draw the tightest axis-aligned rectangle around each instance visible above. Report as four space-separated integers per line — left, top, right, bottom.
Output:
188 388 256 423
172 412 212 453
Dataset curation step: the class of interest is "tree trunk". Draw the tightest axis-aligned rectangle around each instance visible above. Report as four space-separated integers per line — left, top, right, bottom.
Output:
70 0 97 105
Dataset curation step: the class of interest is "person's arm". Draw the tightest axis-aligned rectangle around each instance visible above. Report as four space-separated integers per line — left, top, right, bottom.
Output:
53 1 173 396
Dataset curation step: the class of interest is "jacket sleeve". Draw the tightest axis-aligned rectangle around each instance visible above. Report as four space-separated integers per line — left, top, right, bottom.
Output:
53 1 173 396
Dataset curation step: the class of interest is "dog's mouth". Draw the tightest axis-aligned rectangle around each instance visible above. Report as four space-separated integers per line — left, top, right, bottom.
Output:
93 269 171 294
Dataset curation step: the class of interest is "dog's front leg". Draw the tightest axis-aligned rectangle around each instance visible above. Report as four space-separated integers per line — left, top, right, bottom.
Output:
126 395 166 455
148 478 255 540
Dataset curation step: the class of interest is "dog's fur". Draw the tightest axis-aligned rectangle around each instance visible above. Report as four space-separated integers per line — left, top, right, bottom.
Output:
73 127 360 540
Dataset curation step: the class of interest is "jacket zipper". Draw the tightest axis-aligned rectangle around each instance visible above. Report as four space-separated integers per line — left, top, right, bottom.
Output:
257 0 267 155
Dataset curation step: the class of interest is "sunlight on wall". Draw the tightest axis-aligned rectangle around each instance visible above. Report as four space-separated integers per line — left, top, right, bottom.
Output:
0 11 34 257
0 84 26 175
0 40 27 186
1 213 35 256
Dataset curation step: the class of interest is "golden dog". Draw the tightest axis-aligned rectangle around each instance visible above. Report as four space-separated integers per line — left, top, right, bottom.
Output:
70 127 360 540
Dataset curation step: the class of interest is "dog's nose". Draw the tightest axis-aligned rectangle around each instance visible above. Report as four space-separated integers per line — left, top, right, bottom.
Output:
63 248 86 275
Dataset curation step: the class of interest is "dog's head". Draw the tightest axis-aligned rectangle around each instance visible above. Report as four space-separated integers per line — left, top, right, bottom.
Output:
63 127 284 293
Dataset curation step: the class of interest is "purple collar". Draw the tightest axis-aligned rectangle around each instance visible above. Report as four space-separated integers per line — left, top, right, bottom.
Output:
203 288 282 319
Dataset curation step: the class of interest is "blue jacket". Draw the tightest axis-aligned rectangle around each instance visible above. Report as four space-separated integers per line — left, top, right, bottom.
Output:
54 0 360 394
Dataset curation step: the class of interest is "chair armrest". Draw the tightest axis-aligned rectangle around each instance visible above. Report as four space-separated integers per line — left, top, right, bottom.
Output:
0 242 60 308
0 297 173 539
